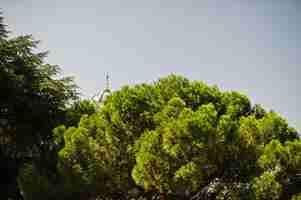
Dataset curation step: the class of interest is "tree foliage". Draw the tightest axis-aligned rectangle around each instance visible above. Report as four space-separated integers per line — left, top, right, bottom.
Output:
1 12 300 200
26 74 298 200
0 13 78 199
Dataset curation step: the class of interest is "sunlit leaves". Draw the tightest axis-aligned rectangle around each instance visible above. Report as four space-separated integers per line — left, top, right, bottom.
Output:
292 194 301 200
47 74 300 199
252 170 282 200
221 91 251 118
257 112 298 143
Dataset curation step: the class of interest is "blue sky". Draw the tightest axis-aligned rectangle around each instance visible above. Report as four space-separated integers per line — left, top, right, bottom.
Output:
2 0 300 130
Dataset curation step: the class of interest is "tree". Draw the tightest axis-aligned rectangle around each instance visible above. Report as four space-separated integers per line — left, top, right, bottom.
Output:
51 74 299 199
0 13 77 199
2 9 299 198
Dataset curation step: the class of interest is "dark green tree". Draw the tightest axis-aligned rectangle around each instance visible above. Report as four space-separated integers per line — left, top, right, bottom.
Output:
0 13 77 199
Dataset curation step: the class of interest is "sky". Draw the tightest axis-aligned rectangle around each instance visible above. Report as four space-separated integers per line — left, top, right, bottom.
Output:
2 0 300 130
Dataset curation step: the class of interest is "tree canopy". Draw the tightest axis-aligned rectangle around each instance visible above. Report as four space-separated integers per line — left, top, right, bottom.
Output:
20 74 299 200
0 13 78 199
1 13 300 200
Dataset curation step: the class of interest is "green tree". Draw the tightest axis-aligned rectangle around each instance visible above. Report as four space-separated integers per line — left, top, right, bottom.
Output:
0 14 77 199
53 74 300 200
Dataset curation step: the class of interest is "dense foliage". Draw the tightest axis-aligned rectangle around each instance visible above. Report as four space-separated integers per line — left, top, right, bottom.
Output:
1 13 300 200
20 75 300 200
0 14 77 199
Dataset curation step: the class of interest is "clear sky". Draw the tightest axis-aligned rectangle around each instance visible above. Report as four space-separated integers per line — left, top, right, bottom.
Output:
2 0 300 130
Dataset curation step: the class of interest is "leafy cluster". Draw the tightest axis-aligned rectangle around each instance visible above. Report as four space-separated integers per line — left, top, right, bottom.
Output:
24 75 298 200
1 12 300 200
0 13 77 199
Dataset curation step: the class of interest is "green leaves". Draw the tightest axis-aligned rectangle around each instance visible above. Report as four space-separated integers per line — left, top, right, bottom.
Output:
221 91 251 118
54 74 300 199
252 170 282 200
132 131 167 191
257 112 298 143
0 33 78 154
255 140 301 199
12 72 300 199
64 100 96 127
292 194 301 200
132 101 220 195
4 8 301 199
258 139 301 176
0 14 79 199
